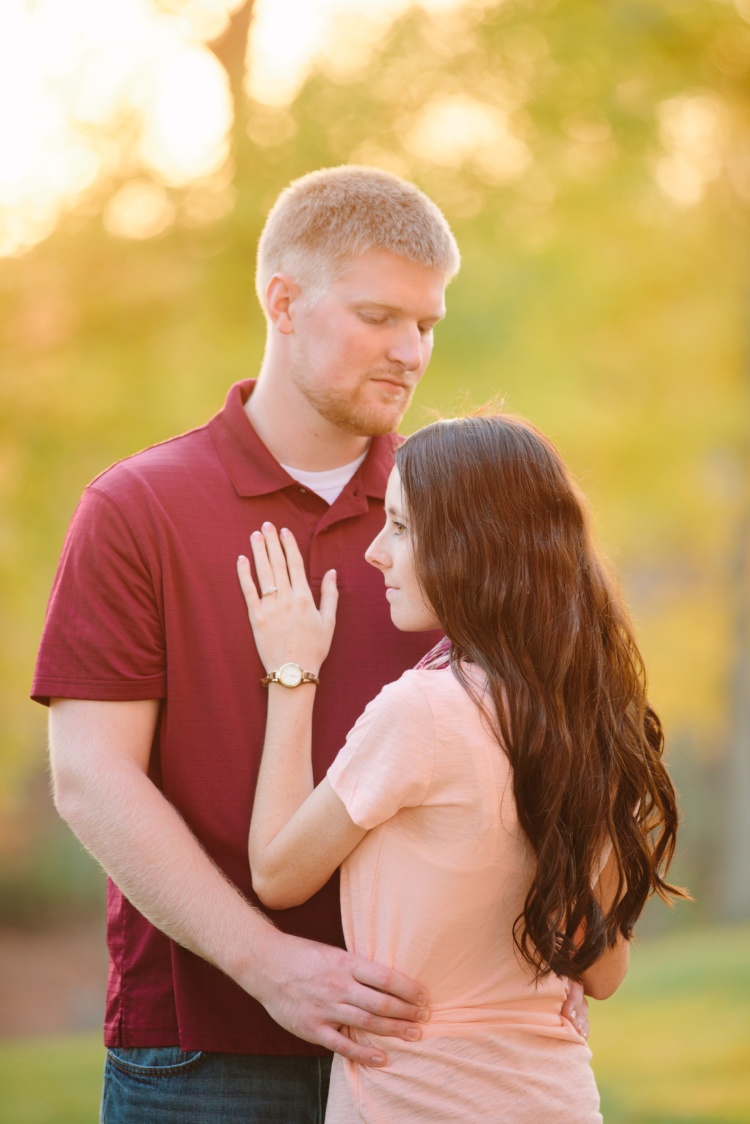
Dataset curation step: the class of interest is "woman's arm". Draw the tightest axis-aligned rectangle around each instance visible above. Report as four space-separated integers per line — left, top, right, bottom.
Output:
238 523 366 909
578 847 631 1000
580 938 629 1001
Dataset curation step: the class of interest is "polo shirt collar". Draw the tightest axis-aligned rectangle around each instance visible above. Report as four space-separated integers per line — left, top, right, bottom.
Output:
209 379 400 500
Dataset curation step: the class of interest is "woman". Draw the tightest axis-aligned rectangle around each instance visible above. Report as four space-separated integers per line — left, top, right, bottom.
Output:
237 414 685 1123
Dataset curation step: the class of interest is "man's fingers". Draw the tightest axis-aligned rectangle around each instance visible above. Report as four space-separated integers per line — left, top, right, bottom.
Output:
351 959 429 1012
347 982 430 1029
318 1026 386 1068
338 1004 425 1042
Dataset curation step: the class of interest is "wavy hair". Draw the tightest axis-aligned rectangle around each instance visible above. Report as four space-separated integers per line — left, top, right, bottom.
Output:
396 414 687 980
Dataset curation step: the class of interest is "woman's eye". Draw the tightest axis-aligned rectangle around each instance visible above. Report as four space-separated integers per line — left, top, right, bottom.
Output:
392 521 406 536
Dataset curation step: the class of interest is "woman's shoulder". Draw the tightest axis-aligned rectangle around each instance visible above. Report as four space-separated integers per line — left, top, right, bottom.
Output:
405 662 491 710
360 666 461 725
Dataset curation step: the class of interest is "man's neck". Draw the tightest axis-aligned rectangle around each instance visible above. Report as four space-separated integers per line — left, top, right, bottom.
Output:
244 371 372 472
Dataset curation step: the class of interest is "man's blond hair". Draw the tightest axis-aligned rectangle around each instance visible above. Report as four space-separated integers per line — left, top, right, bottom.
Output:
256 165 460 311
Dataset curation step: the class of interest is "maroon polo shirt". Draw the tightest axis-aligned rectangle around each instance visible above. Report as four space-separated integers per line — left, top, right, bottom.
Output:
32 380 441 1054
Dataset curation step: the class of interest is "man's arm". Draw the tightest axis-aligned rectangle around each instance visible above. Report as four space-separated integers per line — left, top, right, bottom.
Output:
49 697 429 1064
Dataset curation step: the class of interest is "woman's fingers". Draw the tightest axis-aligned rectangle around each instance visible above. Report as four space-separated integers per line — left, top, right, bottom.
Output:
320 568 339 632
244 524 335 649
260 522 291 590
278 526 309 592
236 554 259 613
251 526 287 597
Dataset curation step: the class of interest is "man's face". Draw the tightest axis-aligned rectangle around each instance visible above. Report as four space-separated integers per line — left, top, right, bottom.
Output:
287 248 448 437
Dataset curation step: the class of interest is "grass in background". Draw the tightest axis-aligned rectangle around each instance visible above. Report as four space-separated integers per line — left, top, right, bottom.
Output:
0 1032 101 1124
0 923 748 1123
593 922 750 1122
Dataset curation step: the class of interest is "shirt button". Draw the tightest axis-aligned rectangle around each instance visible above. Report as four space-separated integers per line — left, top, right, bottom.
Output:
299 487 306 493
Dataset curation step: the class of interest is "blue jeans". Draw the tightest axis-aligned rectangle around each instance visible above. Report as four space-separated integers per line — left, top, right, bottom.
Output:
101 1047 332 1123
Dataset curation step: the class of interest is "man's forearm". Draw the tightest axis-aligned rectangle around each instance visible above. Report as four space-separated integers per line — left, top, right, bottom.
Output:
54 745 275 992
48 698 430 1064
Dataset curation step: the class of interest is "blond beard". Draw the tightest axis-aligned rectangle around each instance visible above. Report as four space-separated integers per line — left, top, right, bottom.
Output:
292 366 415 437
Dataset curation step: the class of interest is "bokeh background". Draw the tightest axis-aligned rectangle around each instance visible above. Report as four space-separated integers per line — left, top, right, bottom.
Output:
0 0 749 1120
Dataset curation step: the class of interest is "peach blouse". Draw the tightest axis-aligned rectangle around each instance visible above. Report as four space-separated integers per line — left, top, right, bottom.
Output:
326 665 602 1123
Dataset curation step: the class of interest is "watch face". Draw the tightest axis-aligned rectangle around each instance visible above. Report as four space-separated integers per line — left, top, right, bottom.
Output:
279 663 303 687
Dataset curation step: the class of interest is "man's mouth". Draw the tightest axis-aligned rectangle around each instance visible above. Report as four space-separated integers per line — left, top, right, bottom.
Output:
369 374 413 392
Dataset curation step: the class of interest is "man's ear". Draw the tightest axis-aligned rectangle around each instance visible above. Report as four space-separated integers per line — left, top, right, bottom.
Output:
265 274 301 335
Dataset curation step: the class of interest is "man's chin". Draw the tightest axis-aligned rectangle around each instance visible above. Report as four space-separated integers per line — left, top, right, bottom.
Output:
331 403 411 438
351 413 409 438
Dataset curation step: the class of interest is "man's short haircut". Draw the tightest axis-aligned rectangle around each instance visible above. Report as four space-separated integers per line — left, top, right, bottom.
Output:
256 165 460 310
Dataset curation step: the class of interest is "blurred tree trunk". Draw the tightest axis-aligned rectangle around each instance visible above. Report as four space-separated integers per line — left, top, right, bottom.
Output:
206 0 256 125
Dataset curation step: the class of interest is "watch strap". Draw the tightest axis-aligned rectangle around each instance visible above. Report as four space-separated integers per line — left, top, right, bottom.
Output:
261 664 320 688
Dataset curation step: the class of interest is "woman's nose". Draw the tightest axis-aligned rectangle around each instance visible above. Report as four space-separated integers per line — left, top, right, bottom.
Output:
365 534 388 570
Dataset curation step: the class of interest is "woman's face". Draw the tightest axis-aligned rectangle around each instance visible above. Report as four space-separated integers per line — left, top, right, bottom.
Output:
365 467 441 632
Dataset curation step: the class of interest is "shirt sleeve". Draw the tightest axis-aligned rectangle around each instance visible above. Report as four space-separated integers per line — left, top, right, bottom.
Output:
31 484 167 704
327 670 436 830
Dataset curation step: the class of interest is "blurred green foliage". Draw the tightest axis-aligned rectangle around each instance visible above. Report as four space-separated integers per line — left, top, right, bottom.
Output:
0 0 748 920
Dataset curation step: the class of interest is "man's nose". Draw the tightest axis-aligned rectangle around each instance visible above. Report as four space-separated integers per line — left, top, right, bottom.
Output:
386 323 424 371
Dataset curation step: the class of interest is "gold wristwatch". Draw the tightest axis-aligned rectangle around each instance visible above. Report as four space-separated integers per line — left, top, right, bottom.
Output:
261 662 320 688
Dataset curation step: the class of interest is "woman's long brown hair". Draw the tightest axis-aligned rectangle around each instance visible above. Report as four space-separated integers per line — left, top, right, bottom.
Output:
396 415 687 980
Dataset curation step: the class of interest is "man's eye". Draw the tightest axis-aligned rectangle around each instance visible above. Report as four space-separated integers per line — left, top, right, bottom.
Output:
360 313 387 325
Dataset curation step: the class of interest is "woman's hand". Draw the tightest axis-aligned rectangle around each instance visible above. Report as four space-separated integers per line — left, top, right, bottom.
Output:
237 522 338 675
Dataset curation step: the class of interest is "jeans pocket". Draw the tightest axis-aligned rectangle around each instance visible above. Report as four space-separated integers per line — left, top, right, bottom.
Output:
106 1046 206 1079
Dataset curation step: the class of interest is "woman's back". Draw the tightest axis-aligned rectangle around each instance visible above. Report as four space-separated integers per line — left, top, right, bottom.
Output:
326 665 602 1123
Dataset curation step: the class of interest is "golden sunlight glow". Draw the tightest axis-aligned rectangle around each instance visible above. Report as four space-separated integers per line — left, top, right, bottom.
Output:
0 0 235 256
103 179 176 239
4 0 729 258
405 94 531 183
0 0 471 257
248 0 416 105
655 93 725 207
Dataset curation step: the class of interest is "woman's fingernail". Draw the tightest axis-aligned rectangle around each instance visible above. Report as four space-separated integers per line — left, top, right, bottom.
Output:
251 531 261 541
417 993 428 1006
262 521 273 531
406 1028 420 1041
371 1053 385 1066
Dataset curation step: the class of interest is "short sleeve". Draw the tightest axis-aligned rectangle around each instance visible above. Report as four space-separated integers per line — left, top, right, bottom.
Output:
31 484 167 703
327 670 436 830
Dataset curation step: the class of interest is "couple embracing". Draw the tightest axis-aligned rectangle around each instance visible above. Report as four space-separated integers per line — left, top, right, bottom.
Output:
34 166 684 1122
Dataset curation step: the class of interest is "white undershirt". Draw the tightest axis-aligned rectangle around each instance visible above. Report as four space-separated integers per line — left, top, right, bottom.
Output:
279 447 370 505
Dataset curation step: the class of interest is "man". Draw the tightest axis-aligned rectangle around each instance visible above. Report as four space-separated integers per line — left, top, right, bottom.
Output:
33 166 586 1122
